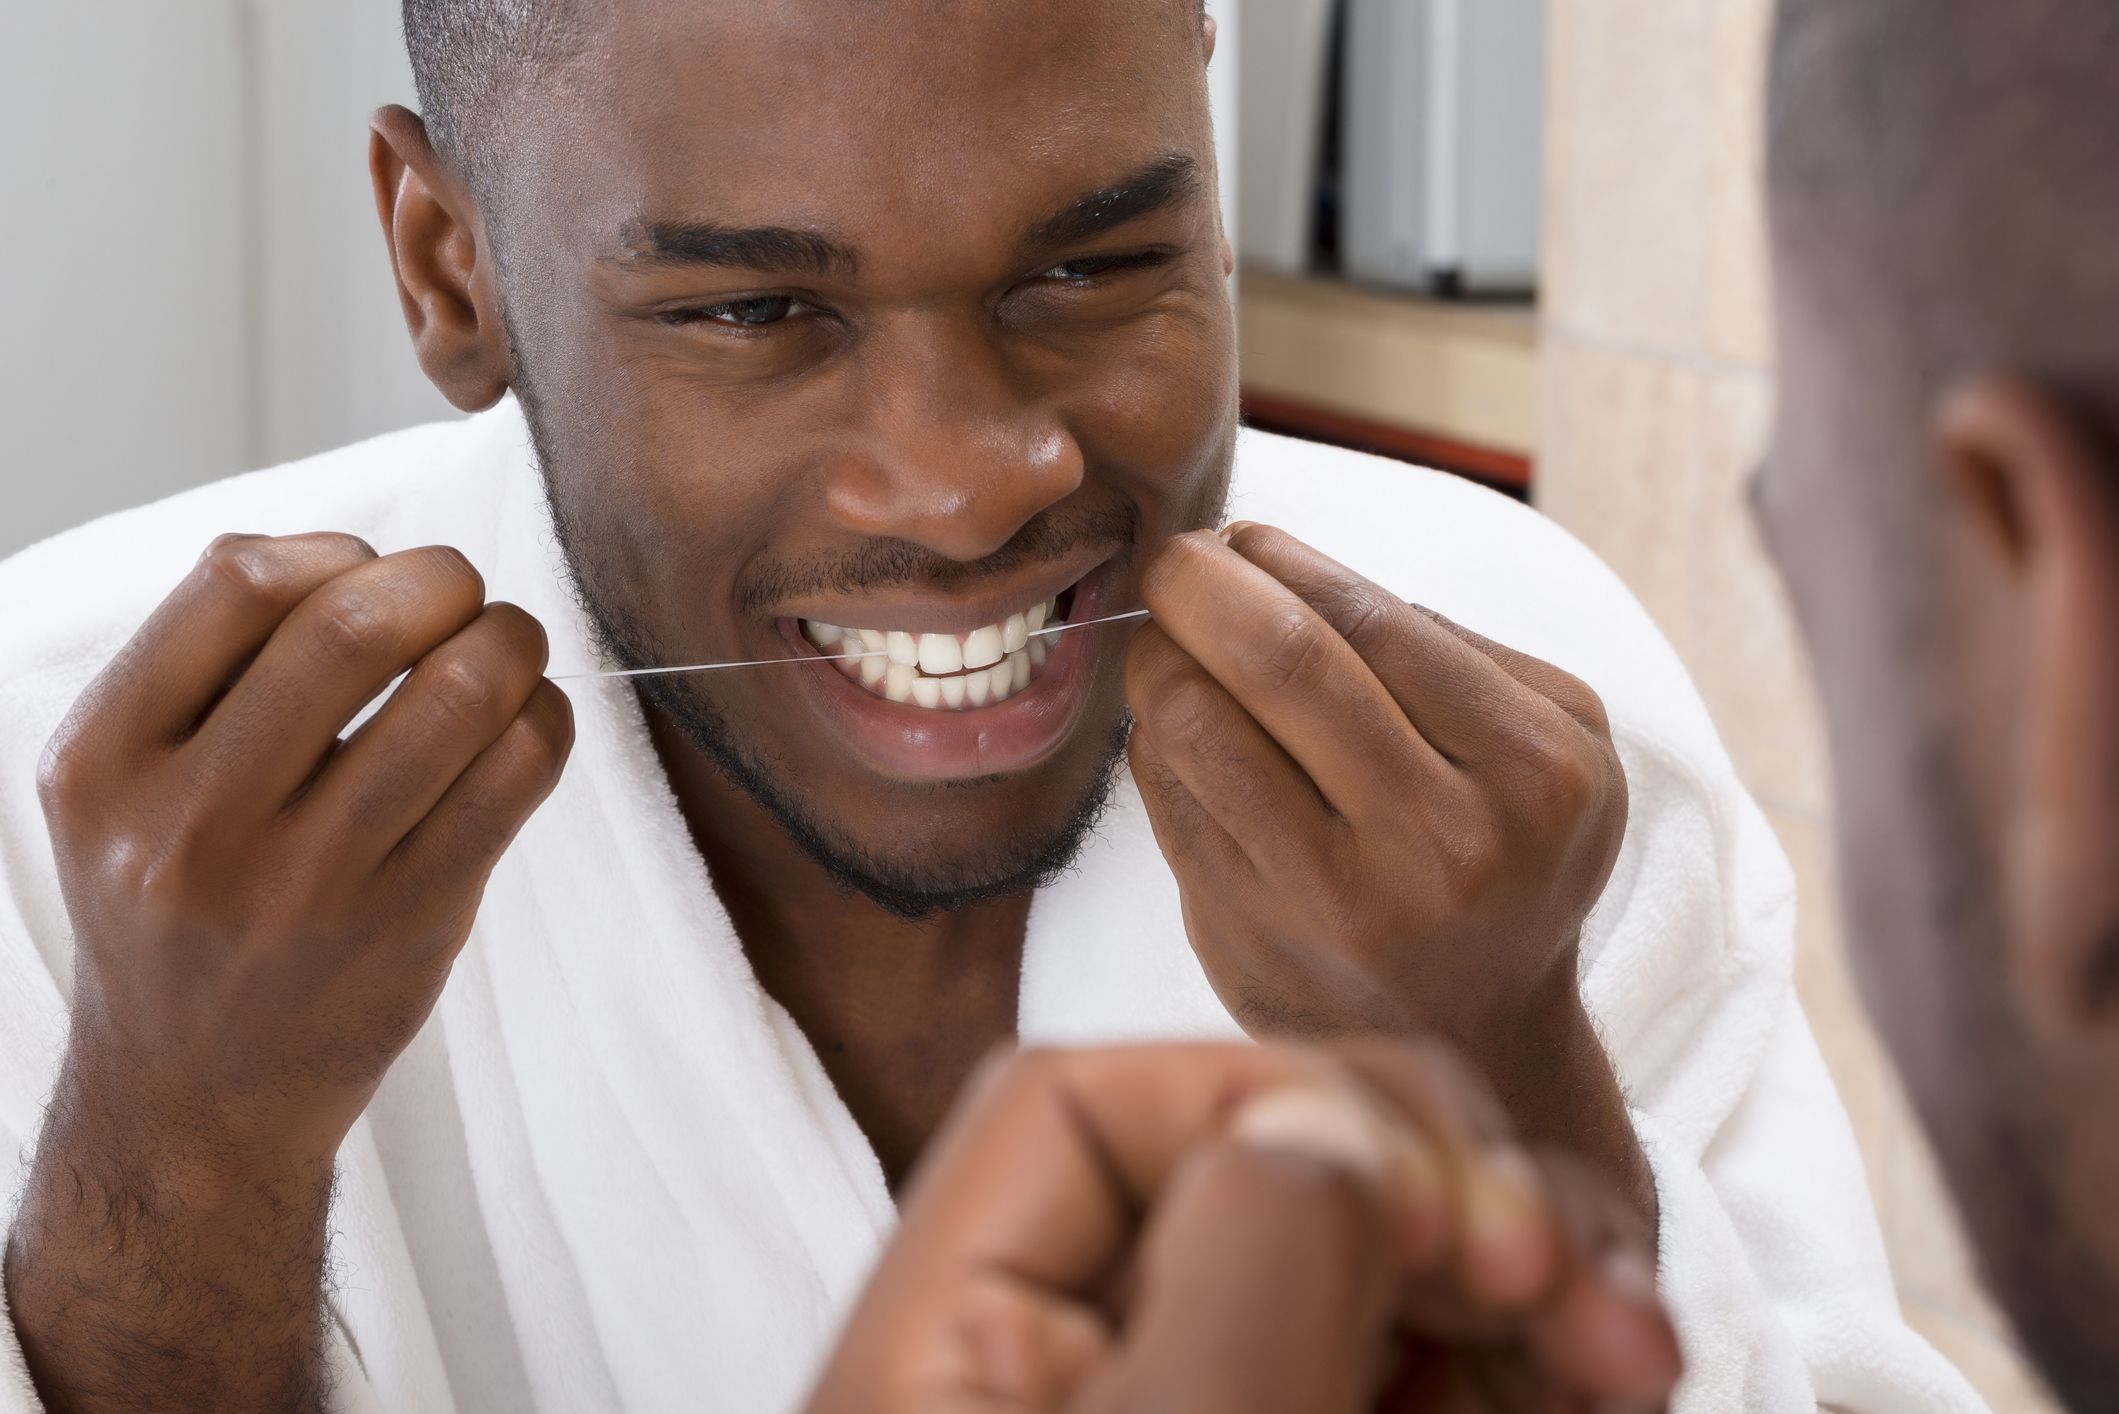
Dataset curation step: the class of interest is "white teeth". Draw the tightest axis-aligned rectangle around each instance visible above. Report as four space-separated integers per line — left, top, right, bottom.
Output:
918 632 963 676
962 624 1004 670
816 590 1067 711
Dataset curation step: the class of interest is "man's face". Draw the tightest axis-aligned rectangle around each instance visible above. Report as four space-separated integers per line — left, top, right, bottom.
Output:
479 0 1236 911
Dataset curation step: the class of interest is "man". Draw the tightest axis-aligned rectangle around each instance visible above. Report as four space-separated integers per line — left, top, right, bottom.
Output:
815 0 2119 1409
0 1 1963 1410
1759 0 2119 1403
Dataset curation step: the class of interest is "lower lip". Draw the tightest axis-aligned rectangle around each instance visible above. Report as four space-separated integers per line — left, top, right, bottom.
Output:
776 572 1117 784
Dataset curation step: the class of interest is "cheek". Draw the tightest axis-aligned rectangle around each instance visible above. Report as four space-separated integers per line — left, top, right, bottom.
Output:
1066 302 1239 513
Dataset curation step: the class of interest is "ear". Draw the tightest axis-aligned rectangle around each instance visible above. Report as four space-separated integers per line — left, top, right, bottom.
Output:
1203 13 1219 64
368 105 513 412
1938 376 2119 1037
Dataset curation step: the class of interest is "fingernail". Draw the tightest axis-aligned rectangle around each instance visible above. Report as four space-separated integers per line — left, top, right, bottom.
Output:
1230 1087 1389 1185
1217 520 1257 544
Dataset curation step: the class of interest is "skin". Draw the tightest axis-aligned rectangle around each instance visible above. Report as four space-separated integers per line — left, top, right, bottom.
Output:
1753 10 2119 1403
805 1044 1680 1413
1760 345 2119 1402
5 0 1646 1406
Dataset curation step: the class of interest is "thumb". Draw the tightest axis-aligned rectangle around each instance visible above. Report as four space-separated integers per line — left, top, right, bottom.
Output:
1070 1107 1401 1413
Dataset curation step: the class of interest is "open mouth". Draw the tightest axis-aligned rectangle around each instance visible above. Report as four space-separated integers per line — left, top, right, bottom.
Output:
798 585 1077 712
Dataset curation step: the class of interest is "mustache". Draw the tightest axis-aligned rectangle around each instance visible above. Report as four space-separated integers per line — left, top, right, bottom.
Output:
733 502 1140 615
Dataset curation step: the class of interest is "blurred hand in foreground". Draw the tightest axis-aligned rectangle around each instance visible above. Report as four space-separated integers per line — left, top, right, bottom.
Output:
806 1040 1680 1414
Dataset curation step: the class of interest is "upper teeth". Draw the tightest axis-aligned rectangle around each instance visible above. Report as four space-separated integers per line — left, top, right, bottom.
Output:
801 597 1062 710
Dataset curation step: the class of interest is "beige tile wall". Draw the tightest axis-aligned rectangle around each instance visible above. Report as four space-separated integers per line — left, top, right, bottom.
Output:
1536 2 2058 1408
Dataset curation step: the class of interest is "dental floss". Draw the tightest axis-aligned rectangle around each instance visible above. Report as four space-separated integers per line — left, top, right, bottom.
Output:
549 607 1152 683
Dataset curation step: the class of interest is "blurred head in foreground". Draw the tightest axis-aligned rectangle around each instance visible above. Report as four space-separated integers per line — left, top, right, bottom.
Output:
1762 0 2119 1402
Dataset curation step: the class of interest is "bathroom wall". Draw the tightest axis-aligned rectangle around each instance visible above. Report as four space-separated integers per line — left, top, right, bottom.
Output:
1535 1 2058 1406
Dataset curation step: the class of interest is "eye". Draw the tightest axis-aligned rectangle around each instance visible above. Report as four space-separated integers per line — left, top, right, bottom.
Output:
1036 250 1176 284
662 295 808 329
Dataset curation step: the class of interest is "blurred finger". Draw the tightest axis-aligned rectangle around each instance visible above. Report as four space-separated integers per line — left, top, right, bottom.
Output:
890 1272 1112 1414
1069 1141 1397 1414
1331 1039 1562 1312
1522 1147 1681 1403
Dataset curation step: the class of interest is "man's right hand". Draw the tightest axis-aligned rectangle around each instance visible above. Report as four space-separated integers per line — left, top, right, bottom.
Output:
5 532 572 1413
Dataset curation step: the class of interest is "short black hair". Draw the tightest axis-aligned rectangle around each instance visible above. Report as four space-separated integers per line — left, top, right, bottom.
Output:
1768 0 2119 426
401 0 584 185
402 1 1212 189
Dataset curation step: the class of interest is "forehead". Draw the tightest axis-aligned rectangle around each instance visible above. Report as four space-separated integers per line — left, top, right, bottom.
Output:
519 0 1209 257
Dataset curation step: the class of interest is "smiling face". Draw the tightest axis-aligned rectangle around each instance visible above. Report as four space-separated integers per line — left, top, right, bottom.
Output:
465 0 1236 914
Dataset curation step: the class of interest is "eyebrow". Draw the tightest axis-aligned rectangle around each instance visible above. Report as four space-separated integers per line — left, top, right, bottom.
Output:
610 151 1204 280
614 221 860 278
1022 153 1203 255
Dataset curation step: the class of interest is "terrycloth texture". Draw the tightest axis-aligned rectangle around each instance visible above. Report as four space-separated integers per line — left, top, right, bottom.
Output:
0 401 1982 1412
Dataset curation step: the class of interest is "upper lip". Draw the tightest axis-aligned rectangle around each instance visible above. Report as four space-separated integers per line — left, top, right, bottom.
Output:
778 548 1112 636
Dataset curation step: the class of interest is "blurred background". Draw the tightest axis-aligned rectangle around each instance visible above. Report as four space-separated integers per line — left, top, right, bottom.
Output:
0 3 2056 1407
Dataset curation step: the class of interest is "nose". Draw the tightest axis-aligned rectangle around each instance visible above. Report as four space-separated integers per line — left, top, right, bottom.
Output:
823 313 1086 564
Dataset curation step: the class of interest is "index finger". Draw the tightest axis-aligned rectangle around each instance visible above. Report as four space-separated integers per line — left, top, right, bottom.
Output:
64 533 379 752
1138 532 1443 820
1222 523 1612 758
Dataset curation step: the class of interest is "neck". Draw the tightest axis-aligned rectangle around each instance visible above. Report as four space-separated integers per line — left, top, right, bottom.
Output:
646 706 1028 1189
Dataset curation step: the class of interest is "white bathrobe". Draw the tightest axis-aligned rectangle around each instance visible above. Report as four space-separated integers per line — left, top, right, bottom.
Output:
0 401 1982 1413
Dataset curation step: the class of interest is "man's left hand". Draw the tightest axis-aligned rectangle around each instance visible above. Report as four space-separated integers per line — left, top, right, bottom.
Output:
1125 524 1639 1198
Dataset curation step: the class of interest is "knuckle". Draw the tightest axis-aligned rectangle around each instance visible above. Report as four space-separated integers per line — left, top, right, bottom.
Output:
33 726 82 811
1556 670 1612 734
483 601 551 665
409 543 485 601
302 530 378 561
198 537 289 603
129 840 205 922
519 684 576 763
421 654 501 731
302 589 394 667
1327 585 1395 651
1147 673 1227 754
1431 817 1507 910
1505 723 1604 817
1245 607 1330 694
